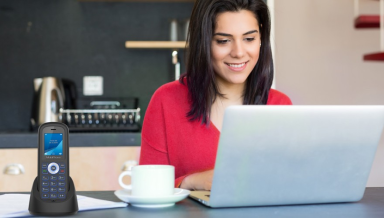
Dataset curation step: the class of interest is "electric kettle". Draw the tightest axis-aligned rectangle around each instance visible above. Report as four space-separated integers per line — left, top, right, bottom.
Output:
30 77 77 130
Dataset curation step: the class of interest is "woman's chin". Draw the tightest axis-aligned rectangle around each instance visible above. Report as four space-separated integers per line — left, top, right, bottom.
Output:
223 75 249 85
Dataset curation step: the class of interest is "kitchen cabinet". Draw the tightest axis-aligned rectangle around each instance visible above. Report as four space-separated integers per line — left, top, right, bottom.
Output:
0 147 140 192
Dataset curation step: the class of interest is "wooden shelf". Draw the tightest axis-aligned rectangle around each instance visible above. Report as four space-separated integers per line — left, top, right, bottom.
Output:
363 52 384 61
125 41 187 49
355 15 380 28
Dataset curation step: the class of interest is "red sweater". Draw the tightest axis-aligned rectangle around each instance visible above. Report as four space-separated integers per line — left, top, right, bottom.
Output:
139 80 292 187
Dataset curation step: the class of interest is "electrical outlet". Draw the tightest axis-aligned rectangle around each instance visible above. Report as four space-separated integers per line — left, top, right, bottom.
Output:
83 76 103 96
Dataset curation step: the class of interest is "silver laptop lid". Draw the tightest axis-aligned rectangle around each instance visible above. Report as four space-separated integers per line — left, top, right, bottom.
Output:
210 106 384 208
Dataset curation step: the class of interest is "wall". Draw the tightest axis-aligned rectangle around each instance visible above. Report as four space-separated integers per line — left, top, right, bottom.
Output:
0 0 193 131
274 0 384 187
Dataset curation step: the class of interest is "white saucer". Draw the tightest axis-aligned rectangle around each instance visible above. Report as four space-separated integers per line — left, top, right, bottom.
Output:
114 188 190 208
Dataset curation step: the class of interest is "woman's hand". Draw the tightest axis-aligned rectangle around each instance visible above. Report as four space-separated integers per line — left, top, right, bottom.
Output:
180 170 214 191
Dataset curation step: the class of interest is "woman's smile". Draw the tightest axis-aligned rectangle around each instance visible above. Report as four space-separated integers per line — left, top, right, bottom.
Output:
225 61 249 72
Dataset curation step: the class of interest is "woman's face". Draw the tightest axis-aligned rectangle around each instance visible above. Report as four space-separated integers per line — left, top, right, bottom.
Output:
211 10 261 87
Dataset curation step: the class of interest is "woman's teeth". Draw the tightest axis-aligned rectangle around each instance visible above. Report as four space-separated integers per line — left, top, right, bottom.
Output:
227 62 245 68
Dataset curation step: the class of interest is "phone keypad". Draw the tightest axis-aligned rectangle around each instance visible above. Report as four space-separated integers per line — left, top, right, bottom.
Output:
41 162 66 200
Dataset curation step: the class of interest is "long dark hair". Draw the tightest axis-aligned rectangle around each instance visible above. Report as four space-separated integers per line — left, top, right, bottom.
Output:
180 0 273 124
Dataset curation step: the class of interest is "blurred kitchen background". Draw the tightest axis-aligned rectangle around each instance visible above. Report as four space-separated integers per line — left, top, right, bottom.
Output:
0 0 194 192
0 0 193 132
1 0 383 191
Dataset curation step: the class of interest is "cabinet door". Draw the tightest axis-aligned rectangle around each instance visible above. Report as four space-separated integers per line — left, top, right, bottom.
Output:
0 149 37 192
70 147 140 191
0 147 140 192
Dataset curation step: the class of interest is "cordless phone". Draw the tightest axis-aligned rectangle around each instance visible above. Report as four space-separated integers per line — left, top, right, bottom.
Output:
38 122 69 202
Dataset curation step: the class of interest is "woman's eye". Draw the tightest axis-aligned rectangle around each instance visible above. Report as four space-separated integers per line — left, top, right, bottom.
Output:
245 38 255 42
216 39 229 44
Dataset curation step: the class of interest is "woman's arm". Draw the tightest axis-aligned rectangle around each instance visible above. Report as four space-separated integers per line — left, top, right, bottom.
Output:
140 135 214 191
139 87 171 166
139 87 196 188
139 83 215 190
139 137 169 165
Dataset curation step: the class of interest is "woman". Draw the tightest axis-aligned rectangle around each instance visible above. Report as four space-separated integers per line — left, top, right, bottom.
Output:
139 0 292 191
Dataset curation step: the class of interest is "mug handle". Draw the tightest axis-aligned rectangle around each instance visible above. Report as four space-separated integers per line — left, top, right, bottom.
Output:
118 171 132 190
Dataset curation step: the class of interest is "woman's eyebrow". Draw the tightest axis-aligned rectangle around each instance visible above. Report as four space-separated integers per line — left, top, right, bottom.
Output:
213 30 258 37
243 30 258 35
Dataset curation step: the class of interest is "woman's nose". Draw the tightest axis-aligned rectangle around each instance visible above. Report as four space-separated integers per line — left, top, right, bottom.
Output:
230 41 245 58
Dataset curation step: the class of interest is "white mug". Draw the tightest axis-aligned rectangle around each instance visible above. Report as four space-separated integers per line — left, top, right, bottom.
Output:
118 165 175 197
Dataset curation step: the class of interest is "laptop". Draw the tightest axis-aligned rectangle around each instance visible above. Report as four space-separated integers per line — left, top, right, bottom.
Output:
189 105 384 208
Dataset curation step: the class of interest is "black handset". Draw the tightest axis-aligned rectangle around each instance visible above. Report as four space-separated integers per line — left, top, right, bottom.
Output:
38 123 69 202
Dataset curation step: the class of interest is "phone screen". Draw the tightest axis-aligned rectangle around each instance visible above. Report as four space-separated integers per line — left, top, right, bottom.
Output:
39 125 69 201
44 133 63 156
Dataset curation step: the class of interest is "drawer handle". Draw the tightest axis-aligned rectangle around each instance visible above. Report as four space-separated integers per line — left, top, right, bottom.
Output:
121 160 137 171
3 164 25 175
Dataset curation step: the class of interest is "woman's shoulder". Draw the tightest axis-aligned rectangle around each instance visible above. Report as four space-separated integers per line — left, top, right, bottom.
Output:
156 79 187 94
151 80 189 104
267 89 292 105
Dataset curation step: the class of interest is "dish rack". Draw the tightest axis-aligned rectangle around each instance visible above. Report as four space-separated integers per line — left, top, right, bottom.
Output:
59 108 141 132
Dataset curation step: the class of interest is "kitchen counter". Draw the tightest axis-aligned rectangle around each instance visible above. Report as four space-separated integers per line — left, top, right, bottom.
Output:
0 132 141 148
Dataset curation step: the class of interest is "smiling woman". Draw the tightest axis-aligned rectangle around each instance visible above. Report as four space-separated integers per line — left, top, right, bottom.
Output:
139 0 292 191
210 10 263 130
